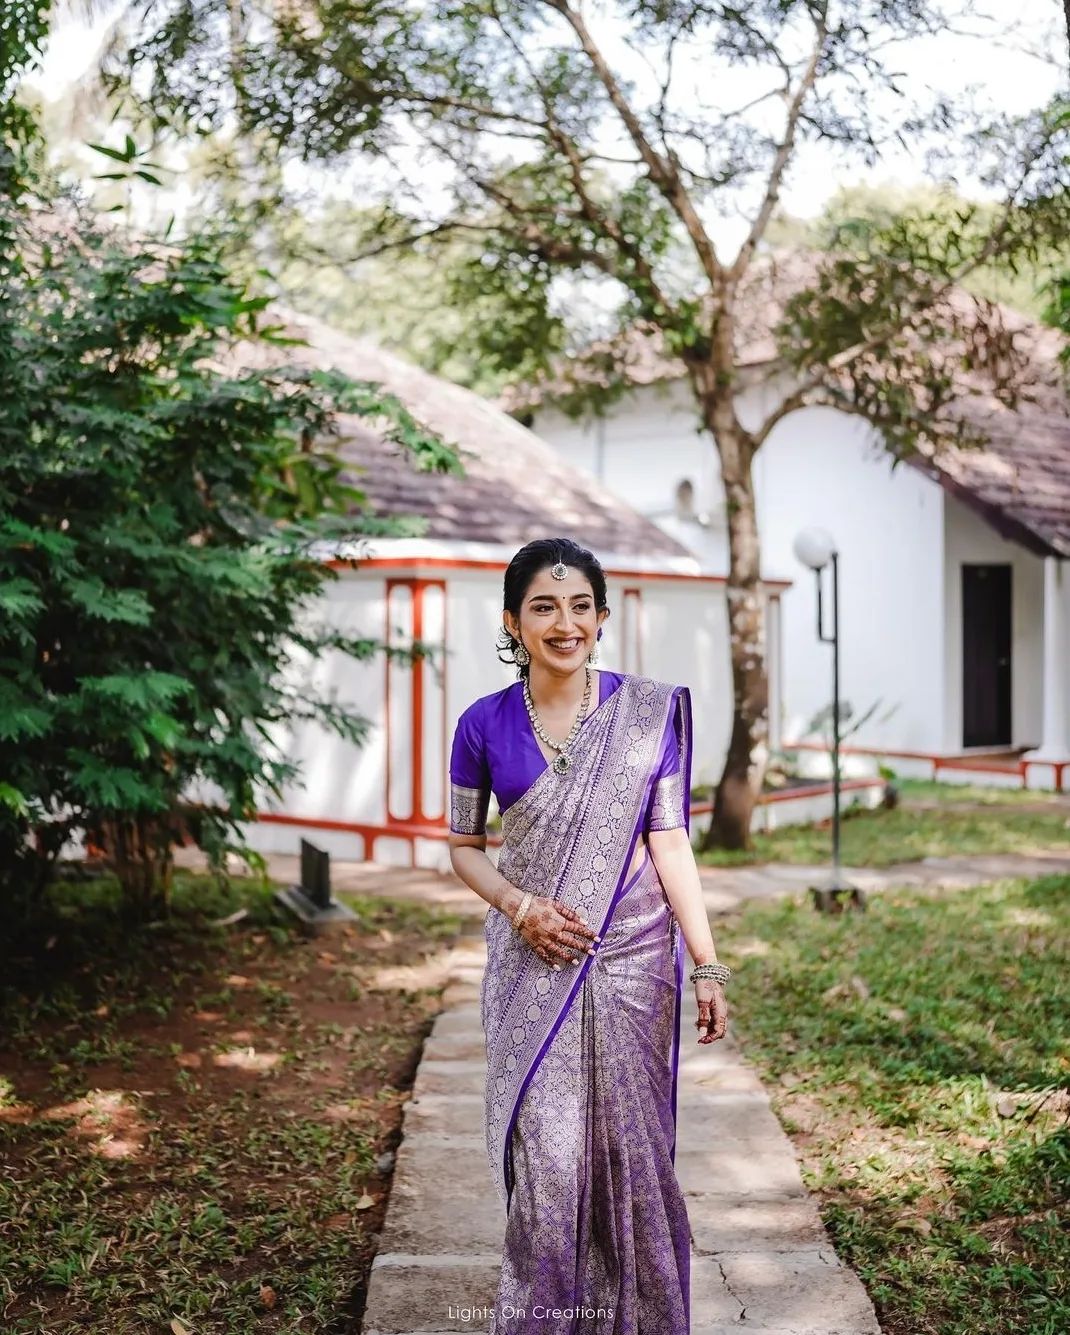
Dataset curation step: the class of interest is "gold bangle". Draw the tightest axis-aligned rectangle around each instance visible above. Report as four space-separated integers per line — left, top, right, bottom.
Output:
512 891 534 931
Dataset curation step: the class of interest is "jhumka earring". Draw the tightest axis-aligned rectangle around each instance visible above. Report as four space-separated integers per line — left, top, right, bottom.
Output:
587 626 602 667
514 639 530 667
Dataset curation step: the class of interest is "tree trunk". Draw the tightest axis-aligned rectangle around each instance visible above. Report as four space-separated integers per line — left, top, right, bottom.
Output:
698 408 769 852
101 813 175 921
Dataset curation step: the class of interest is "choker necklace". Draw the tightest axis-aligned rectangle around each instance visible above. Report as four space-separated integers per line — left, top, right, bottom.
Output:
523 666 593 774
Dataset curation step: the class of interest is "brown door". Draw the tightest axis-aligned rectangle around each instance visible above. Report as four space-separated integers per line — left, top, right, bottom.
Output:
962 564 1012 747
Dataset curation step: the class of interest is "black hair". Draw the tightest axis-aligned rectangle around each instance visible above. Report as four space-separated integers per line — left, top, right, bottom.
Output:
496 537 610 677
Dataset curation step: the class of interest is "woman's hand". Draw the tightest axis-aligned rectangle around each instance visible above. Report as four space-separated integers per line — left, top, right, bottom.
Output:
694 979 727 1044
516 895 599 969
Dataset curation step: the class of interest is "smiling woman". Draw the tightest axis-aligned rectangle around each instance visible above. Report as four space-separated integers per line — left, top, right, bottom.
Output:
447 536 731 1335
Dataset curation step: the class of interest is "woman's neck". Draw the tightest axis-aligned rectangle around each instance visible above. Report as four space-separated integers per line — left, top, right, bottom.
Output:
527 664 596 713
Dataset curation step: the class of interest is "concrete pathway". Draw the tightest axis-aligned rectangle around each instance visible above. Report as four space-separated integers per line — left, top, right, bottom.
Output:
186 847 1070 920
362 930 882 1335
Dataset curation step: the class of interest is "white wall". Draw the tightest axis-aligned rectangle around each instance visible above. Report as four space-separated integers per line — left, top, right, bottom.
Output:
244 562 729 868
942 495 1045 751
535 384 949 754
754 403 946 753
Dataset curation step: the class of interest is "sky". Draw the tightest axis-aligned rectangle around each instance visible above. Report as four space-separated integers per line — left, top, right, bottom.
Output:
30 0 1068 252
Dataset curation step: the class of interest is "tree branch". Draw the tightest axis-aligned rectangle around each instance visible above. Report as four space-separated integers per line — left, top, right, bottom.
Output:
542 0 723 287
729 11 828 284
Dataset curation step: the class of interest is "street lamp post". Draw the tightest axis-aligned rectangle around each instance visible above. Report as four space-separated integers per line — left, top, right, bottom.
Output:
792 528 867 915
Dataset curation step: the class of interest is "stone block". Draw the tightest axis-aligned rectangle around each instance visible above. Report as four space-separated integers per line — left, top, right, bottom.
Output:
675 1147 807 1198
412 1059 487 1099
431 1004 484 1038
423 1032 488 1062
691 1248 881 1333
403 1093 485 1136
686 1193 830 1254
674 1092 781 1151
362 1260 500 1333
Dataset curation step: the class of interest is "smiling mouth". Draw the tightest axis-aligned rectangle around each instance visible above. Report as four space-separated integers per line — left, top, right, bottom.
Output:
547 638 582 652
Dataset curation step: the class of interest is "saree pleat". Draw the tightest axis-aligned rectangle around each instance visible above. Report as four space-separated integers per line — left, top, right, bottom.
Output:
482 676 693 1335
489 857 690 1335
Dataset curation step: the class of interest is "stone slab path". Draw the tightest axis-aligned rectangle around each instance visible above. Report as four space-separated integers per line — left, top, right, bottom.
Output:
362 929 882 1335
180 847 1070 920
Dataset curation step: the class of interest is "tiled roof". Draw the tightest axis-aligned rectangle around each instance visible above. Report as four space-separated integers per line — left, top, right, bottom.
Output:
504 253 1070 559
237 310 694 562
905 393 1070 558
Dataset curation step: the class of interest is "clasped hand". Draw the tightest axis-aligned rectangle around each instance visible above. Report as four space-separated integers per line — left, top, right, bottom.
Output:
514 894 598 970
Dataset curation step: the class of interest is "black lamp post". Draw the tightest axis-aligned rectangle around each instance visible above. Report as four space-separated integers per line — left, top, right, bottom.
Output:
792 528 866 915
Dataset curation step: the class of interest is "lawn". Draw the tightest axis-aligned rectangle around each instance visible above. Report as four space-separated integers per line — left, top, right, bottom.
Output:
698 779 1070 867
715 871 1070 1335
0 871 465 1334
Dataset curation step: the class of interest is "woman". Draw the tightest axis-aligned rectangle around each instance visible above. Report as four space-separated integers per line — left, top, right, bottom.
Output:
448 537 730 1335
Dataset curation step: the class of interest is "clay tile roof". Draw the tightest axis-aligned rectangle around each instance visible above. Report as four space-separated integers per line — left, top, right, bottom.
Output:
238 309 693 561
905 390 1070 559
504 252 1070 559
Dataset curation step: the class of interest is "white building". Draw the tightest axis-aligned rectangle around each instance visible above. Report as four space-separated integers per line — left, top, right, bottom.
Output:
240 316 793 869
525 312 1070 792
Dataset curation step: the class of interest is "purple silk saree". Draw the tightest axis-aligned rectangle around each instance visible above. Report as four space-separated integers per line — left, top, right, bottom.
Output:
449 672 694 1334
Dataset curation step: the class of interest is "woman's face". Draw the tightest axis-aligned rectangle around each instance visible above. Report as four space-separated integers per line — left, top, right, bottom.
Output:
504 565 609 677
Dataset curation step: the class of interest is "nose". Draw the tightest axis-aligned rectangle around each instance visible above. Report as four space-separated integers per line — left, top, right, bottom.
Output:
554 608 576 632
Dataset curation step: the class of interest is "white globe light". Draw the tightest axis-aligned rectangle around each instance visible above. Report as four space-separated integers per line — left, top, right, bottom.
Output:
793 527 836 571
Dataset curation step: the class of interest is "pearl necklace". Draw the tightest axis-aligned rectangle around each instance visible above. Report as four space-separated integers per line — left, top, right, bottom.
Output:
523 666 593 774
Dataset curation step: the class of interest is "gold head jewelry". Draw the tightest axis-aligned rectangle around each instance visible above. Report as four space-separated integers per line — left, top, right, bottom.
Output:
550 562 568 579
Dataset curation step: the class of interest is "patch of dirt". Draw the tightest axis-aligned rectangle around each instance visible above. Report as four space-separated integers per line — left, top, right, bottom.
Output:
0 897 466 1332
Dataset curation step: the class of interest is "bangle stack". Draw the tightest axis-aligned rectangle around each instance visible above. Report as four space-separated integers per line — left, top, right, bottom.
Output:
689 962 731 986
511 891 534 932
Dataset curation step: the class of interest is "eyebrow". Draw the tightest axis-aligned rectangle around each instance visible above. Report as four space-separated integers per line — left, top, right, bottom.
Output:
526 591 593 603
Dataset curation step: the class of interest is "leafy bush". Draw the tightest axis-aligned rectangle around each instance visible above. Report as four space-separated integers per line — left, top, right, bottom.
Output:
0 203 456 916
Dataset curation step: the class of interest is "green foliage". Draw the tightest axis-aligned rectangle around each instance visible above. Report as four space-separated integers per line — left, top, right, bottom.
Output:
770 181 1068 323
0 199 457 914
0 0 50 197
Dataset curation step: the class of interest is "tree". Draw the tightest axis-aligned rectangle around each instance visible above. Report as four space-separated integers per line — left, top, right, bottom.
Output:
0 205 461 917
102 0 1070 849
767 181 1067 323
0 7 462 914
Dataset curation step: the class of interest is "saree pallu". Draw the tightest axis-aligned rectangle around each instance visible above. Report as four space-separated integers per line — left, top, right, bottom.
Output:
480 676 693 1335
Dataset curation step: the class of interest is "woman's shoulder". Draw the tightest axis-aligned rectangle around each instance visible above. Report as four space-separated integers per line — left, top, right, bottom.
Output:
455 680 521 727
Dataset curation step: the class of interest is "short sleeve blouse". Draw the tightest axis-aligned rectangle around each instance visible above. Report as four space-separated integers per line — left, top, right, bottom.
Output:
448 674 688 837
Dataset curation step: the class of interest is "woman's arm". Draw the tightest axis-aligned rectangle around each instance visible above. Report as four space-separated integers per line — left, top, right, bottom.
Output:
448 833 526 919
647 825 720 965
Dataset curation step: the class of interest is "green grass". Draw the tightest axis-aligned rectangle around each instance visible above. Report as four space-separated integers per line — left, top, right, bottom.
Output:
698 780 1070 867
716 872 1070 1335
0 870 463 1333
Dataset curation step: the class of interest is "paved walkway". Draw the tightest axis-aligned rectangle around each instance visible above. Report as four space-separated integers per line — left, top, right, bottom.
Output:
189 847 1070 920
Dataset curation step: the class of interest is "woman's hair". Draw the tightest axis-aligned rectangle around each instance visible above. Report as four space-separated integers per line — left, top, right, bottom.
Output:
497 537 610 677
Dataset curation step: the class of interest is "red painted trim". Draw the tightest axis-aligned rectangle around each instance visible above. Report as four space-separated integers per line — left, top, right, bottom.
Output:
412 580 424 822
790 738 1069 790
256 810 500 852
690 775 882 816
328 554 792 590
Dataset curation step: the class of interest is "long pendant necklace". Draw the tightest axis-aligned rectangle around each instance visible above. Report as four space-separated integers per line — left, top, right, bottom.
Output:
523 665 593 775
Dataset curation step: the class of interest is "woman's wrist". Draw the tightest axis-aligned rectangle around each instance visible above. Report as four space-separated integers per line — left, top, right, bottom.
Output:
496 881 524 918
